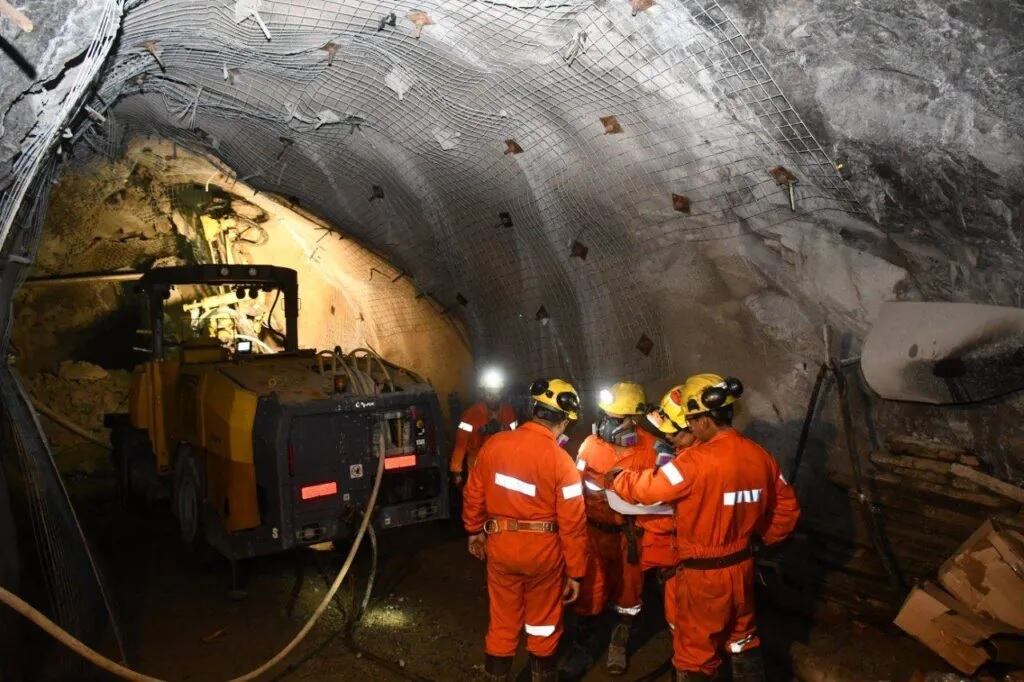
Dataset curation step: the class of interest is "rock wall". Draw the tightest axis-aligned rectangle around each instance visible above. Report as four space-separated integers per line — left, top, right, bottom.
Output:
730 0 1024 305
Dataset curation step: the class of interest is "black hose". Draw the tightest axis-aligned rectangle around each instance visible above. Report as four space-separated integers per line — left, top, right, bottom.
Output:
832 360 905 591
340 523 434 682
355 524 377 622
787 363 829 485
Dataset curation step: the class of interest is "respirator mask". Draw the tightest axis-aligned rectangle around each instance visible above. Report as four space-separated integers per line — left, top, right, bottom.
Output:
654 440 675 467
596 415 638 447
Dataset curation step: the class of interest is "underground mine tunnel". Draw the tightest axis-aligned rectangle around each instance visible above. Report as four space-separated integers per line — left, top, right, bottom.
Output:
1 0 1023 680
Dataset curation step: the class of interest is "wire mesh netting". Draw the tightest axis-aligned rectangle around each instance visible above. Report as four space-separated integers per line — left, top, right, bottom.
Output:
65 0 862 396
5 0 865 397
0 156 126 671
0 0 128 656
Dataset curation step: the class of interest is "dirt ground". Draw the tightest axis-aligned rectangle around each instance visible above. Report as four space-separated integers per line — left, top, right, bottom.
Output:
35 464 961 682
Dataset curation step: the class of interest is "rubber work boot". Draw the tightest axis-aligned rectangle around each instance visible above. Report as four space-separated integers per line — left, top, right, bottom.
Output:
675 670 715 681
730 647 766 682
558 615 596 679
605 620 631 675
531 654 559 682
484 654 513 682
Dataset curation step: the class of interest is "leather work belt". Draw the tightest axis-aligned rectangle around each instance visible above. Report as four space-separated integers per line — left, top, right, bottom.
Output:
587 519 624 534
659 546 752 582
484 518 557 534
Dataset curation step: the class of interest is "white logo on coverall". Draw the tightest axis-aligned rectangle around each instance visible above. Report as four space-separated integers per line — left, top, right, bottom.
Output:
722 489 762 506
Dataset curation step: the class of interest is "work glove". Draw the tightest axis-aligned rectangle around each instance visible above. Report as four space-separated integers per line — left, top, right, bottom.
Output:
603 467 624 490
562 577 581 604
654 441 675 467
468 532 487 561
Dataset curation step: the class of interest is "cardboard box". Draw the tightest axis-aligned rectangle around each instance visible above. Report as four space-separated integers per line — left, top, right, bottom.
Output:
939 520 1024 629
894 583 993 674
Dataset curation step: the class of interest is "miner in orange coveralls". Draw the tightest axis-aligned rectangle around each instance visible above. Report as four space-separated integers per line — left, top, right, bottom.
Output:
640 386 700 629
463 378 589 682
610 374 801 682
450 367 519 487
561 381 658 677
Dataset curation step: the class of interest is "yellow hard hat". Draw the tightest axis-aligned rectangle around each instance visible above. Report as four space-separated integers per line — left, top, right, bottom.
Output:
529 378 581 421
680 373 743 418
597 381 646 416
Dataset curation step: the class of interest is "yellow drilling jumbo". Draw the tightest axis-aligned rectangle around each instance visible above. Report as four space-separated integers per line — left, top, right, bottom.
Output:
106 264 449 561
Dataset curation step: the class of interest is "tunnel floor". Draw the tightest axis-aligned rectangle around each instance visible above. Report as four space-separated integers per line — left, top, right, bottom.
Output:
54 471 948 682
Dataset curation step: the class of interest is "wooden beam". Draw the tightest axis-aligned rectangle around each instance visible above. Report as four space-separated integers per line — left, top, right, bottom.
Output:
950 463 1024 505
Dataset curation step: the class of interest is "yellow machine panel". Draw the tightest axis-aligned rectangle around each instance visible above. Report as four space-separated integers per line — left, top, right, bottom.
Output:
200 371 260 532
130 354 261 532
129 359 181 474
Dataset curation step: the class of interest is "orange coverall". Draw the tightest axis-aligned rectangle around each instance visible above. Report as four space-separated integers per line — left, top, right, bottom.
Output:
450 402 518 474
573 428 664 617
612 428 800 675
463 421 589 657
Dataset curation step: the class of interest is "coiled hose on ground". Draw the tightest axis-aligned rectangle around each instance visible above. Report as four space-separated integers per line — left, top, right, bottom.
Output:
0 403 387 682
0 344 421 680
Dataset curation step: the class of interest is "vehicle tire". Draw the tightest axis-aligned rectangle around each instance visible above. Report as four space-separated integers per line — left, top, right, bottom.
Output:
173 451 206 554
111 426 153 507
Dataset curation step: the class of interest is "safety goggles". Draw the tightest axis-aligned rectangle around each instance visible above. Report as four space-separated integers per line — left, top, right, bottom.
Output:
529 379 581 416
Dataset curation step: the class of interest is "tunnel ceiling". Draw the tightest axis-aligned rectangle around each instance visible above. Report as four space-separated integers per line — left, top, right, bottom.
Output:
2 0 1023 429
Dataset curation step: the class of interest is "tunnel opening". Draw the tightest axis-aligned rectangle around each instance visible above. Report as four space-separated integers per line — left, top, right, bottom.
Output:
0 0 1023 680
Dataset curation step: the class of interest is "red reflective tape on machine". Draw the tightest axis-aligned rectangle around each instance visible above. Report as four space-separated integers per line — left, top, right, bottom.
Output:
300 482 338 500
384 454 417 470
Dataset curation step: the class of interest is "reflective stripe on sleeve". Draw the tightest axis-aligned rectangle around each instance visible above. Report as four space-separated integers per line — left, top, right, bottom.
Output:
576 458 587 471
584 480 603 492
614 604 642 616
458 421 474 432
509 420 518 430
495 473 536 497
723 491 736 506
524 624 555 637
562 482 583 500
660 462 683 485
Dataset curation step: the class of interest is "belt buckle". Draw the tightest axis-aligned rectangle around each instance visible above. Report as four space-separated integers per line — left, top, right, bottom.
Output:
483 519 499 534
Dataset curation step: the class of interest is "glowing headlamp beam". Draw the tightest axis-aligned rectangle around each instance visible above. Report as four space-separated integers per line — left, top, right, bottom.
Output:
480 367 505 391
